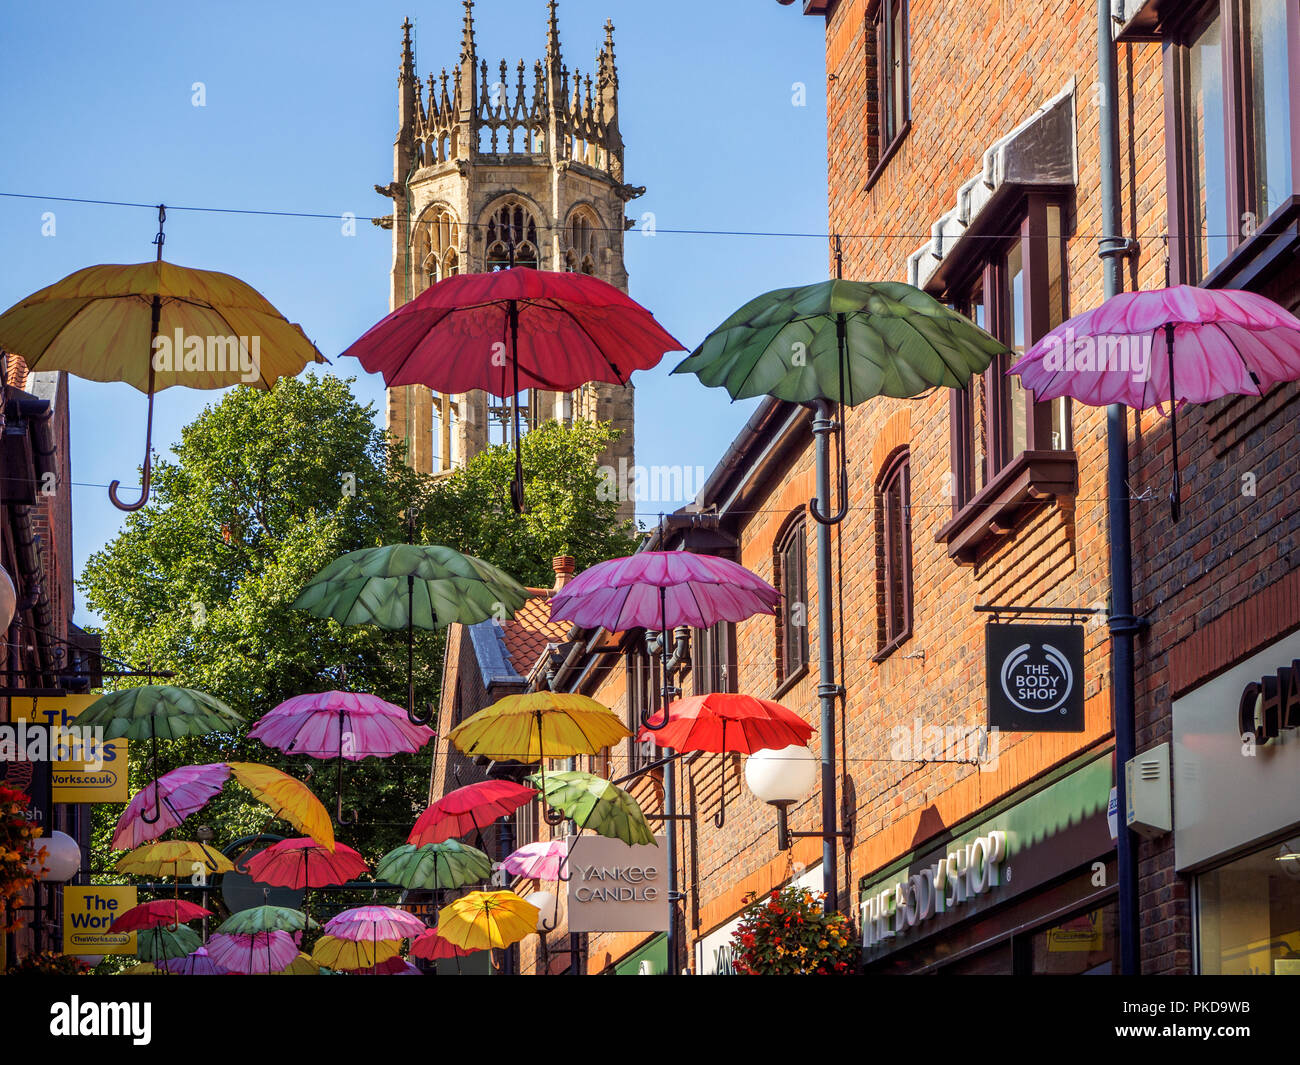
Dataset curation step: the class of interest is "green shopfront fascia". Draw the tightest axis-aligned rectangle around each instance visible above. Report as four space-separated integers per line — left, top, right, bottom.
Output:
610 934 667 975
859 752 1118 974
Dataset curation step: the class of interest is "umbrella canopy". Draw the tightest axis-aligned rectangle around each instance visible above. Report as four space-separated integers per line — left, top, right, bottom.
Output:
274 952 322 976
524 770 656 846
408 780 538 845
216 905 318 936
242 838 367 890
79 686 243 742
225 762 335 852
343 267 683 395
0 254 325 510
111 763 229 849
207 930 299 975
500 839 570 882
249 692 432 761
638 694 814 755
409 926 474 961
107 899 212 935
549 551 779 633
437 890 539 952
673 279 1005 404
134 924 203 963
375 841 492 891
310 935 401 971
116 840 234 878
322 905 426 942
157 946 229 976
343 955 423 975
1010 285 1300 518
448 691 629 764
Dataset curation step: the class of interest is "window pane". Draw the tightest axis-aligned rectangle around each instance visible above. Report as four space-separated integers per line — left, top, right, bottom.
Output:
965 281 988 496
1006 240 1028 458
891 1 906 132
1030 904 1118 975
1046 204 1071 450
1187 11 1229 276
1198 835 1300 975
1247 0 1294 221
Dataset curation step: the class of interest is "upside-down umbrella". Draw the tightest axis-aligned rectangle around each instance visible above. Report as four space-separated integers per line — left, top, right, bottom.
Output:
292 544 528 725
447 691 629 824
249 690 433 822
501 839 570 882
341 266 684 512
112 761 334 852
216 905 318 936
1010 284 1300 519
524 770 656 847
157 946 229 976
375 840 492 891
0 207 325 511
80 686 243 827
134 923 203 965
107 899 212 935
408 779 538 846
675 273 1004 916
310 935 401 972
207 930 300 975
437 890 539 953
242 838 367 890
637 693 814 828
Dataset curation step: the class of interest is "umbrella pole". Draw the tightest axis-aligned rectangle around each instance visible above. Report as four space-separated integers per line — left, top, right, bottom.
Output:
1165 322 1181 522
141 725 162 825
336 708 354 826
508 299 528 514
539 713 564 827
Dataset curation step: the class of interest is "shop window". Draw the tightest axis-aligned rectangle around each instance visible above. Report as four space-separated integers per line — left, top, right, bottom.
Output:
692 620 737 696
865 0 910 187
938 196 1077 562
1197 834 1300 975
1168 0 1298 283
775 516 809 689
874 448 913 659
625 646 660 772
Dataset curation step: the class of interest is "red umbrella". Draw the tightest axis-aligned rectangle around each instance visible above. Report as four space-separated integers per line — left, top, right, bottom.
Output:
340 267 684 511
242 837 368 889
409 925 473 962
408 780 538 847
638 693 814 828
108 898 212 934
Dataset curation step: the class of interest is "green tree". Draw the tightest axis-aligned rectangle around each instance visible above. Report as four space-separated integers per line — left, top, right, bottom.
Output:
80 375 636 871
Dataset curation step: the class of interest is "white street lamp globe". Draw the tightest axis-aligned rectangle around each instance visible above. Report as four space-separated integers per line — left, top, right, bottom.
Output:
526 890 557 932
745 744 818 805
29 830 81 883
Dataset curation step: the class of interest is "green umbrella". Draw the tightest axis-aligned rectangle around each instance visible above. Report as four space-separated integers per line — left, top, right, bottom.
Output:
134 923 202 963
524 770 656 847
78 685 243 826
293 543 528 725
375 840 492 891
217 905 318 936
673 279 1005 406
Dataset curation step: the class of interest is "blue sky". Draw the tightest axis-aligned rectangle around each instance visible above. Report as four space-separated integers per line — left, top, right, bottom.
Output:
0 0 828 626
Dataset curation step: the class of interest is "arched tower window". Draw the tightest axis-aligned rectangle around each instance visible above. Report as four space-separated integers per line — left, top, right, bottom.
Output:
416 205 461 289
485 200 540 270
565 208 600 275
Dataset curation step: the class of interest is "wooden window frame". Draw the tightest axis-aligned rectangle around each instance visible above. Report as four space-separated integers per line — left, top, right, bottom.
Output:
1165 0 1300 287
692 620 738 696
774 515 810 693
874 448 913 660
864 0 911 191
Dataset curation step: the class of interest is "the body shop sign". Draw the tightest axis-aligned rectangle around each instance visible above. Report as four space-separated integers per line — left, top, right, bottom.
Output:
567 836 668 933
986 623 1085 732
862 831 1007 947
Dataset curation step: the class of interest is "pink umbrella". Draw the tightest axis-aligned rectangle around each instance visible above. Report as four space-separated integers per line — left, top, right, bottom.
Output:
249 690 433 823
206 930 298 974
112 763 230 849
501 839 570 882
157 945 229 976
343 955 422 975
323 905 426 943
1011 285 1300 518
242 837 368 889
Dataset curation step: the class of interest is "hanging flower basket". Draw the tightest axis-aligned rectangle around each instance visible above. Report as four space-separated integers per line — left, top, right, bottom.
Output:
0 784 39 933
730 885 858 975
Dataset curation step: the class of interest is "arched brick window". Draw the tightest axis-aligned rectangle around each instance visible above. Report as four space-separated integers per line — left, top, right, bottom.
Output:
774 513 809 688
875 448 913 659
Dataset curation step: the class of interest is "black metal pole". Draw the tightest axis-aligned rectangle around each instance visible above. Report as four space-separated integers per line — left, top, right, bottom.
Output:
812 400 840 913
1097 0 1141 977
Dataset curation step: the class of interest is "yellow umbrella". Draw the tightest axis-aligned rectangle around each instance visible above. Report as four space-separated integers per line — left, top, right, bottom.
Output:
117 962 161 975
309 935 401 971
227 762 335 852
0 213 325 510
437 890 539 952
272 951 322 976
116 839 234 879
447 691 629 763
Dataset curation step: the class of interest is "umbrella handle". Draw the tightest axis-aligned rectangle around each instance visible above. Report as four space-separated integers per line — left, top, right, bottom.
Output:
535 714 567 826
809 399 849 526
110 297 160 512
713 724 728 829
140 729 162 824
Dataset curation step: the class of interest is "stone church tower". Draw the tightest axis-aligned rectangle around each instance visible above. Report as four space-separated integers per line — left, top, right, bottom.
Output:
377 1 642 520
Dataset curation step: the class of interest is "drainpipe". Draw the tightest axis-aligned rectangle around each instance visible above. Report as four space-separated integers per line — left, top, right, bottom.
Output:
1097 0 1141 977
646 624 690 975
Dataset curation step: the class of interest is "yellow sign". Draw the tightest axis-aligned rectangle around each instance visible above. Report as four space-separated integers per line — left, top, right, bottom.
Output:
62 885 137 955
1046 909 1105 953
10 694 128 803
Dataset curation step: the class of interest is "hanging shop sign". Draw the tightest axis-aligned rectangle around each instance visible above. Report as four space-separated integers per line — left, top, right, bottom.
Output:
0 724 51 833
9 694 128 803
985 622 1085 732
62 885 137 955
567 836 668 933
1173 629 1300 871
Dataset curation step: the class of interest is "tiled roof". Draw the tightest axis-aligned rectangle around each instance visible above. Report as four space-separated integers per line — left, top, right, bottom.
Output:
501 588 570 674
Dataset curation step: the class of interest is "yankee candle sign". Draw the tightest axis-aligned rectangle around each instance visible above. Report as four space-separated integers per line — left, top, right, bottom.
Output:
63 885 137 955
567 836 669 933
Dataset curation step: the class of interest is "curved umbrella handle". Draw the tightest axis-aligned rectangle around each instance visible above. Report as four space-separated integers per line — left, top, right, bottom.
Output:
140 728 162 823
639 706 670 733
808 492 847 526
111 296 161 513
